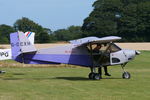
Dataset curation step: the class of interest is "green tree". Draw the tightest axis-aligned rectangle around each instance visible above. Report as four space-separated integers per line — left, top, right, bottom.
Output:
82 0 150 42
0 24 15 44
38 32 50 43
136 1 150 41
53 26 83 41
118 0 150 41
53 29 71 41
67 26 83 39
14 17 43 32
82 0 123 37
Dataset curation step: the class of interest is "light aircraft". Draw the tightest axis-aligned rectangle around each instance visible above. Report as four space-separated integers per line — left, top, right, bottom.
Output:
9 31 140 80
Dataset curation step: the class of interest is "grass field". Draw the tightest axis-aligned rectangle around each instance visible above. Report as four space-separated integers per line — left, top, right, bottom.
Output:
0 51 150 100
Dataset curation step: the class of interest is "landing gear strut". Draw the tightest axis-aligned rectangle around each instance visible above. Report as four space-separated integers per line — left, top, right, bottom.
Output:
121 63 131 79
88 67 101 80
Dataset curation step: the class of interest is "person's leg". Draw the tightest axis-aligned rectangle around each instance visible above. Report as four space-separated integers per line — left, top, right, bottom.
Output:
98 67 102 76
104 66 111 76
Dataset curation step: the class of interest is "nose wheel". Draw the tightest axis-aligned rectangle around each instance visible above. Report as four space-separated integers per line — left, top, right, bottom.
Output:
121 63 131 79
122 72 131 79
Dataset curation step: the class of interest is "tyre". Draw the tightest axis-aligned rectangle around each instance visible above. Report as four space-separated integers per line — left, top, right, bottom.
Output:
88 73 95 79
93 73 101 80
122 72 131 79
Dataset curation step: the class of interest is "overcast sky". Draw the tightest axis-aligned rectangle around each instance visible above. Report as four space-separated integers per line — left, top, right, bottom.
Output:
0 0 96 31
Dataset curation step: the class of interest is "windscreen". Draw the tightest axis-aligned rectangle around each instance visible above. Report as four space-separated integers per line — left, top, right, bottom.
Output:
109 43 121 53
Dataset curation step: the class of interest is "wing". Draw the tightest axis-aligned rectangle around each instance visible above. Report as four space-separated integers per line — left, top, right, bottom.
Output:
69 36 121 46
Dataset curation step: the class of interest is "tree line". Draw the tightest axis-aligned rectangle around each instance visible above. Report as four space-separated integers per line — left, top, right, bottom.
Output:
0 0 149 44
82 0 150 42
0 17 84 44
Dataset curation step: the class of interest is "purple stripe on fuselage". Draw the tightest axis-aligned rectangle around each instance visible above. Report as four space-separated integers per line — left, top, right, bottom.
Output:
23 54 92 67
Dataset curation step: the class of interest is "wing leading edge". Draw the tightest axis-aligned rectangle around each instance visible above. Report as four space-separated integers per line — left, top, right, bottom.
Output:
69 36 121 45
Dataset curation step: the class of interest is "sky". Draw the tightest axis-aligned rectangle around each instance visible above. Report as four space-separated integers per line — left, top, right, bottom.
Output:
0 0 96 31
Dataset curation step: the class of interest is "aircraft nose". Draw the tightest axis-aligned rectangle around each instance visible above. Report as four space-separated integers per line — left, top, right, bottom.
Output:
123 49 138 61
135 50 141 55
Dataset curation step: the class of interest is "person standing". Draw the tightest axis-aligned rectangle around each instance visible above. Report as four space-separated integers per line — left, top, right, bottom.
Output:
93 44 111 76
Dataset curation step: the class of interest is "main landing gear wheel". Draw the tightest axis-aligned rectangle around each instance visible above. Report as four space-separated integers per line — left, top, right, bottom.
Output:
93 73 101 80
122 72 131 79
88 73 101 80
89 73 95 79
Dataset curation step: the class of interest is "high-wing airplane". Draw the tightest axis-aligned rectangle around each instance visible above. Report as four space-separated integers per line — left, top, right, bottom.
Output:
10 32 140 80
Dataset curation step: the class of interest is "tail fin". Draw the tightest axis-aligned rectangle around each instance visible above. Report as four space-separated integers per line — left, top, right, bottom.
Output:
10 32 37 62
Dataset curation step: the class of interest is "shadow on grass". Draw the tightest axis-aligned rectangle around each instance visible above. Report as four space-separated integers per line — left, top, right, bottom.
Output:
1 77 51 81
13 73 25 75
2 77 89 81
54 77 90 81
1 77 123 81
102 77 123 79
54 77 123 81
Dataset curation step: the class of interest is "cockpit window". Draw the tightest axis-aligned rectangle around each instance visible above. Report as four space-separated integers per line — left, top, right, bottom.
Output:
109 43 121 53
100 43 109 51
90 43 109 53
87 43 121 53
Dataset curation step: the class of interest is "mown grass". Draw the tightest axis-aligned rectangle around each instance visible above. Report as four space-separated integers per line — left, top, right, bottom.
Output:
0 51 149 100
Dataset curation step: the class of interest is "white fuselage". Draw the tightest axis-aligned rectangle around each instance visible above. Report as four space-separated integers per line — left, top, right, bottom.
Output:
110 49 138 65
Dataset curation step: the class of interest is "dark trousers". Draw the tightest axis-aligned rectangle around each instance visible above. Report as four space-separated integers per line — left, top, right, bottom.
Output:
98 66 108 75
